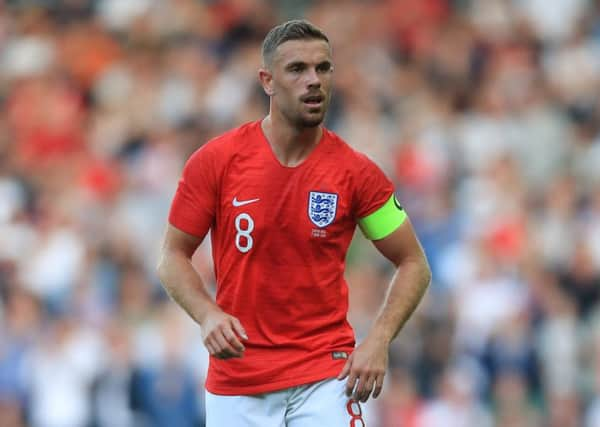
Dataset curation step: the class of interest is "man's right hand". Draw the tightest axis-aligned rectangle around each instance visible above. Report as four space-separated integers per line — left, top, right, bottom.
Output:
200 307 248 359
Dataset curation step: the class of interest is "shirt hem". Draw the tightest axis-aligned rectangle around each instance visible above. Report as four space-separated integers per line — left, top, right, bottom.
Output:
205 365 345 396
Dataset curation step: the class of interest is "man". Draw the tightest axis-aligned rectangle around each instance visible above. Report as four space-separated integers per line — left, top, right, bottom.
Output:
157 19 431 426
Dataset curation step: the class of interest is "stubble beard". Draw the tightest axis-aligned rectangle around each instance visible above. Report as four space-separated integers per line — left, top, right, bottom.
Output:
294 99 329 129
276 95 329 129
298 113 325 128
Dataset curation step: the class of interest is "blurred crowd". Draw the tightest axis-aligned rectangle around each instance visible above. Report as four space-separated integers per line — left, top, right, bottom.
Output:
2 0 600 426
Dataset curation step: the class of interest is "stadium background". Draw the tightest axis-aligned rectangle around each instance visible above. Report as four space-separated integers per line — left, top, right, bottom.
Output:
1 0 600 426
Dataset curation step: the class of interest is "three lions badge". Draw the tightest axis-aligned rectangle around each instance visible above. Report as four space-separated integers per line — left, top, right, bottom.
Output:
308 191 338 228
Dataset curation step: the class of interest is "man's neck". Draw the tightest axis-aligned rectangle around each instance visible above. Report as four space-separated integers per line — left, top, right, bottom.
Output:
261 115 322 167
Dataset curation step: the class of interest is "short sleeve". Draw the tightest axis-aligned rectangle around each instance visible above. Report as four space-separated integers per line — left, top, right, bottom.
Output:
168 144 219 238
353 153 395 219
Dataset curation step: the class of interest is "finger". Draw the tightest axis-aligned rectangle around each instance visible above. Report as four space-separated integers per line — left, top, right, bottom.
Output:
205 340 217 356
352 373 367 401
345 371 359 397
231 318 248 340
223 326 245 352
214 331 242 358
207 340 232 359
372 374 384 399
359 375 375 402
206 336 229 358
337 355 353 380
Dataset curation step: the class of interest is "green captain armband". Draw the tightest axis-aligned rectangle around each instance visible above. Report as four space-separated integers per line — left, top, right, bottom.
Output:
358 194 407 240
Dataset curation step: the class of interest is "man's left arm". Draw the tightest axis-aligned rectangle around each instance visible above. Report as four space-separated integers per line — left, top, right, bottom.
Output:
337 217 431 402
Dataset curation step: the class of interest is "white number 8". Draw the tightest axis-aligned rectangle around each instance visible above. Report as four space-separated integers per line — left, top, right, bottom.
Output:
235 213 254 253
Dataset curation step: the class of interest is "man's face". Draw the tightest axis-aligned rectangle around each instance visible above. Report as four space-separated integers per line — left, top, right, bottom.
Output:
267 39 333 128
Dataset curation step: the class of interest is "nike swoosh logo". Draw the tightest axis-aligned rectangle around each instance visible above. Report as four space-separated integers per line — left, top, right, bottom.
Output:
232 197 260 207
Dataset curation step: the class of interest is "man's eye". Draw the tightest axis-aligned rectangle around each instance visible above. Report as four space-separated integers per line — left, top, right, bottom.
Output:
318 64 331 72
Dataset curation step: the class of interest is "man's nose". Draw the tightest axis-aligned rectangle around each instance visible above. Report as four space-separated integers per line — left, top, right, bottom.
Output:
305 68 321 88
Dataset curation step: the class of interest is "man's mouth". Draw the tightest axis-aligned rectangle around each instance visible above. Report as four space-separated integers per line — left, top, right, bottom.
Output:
302 94 324 106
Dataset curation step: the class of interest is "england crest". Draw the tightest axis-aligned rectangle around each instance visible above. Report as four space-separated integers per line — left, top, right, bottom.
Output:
308 191 338 228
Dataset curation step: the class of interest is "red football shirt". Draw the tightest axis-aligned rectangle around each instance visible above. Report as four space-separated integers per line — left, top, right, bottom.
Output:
169 120 394 395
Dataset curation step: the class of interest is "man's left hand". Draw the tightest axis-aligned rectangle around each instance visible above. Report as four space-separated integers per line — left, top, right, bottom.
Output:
337 335 388 402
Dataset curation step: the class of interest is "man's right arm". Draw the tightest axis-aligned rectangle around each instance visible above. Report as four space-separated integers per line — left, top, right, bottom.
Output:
157 224 248 358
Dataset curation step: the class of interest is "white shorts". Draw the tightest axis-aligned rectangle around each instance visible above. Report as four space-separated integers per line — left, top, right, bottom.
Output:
205 378 366 427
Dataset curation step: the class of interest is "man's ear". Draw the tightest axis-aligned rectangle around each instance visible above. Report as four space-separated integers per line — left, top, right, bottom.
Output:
259 68 275 96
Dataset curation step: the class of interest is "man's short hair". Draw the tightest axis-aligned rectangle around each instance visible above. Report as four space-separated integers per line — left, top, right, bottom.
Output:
262 19 330 68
